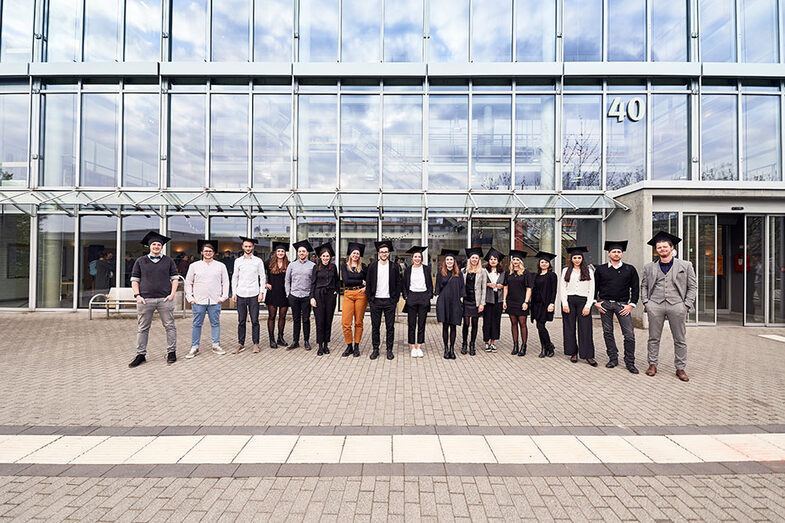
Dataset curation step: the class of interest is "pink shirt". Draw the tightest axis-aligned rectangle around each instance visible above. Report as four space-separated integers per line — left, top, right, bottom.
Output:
184 259 230 305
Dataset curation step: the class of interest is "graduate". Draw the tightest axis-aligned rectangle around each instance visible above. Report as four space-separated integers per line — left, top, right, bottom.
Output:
265 241 290 348
482 248 506 352
310 242 340 356
503 250 534 357
460 247 488 356
340 242 367 357
560 246 597 366
231 236 266 354
435 249 465 360
402 246 433 358
530 251 558 358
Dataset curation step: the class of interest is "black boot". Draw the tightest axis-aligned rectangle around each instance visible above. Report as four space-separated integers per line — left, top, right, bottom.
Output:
353 343 360 357
370 348 380 360
511 342 519 355
286 340 299 350
323 344 330 354
518 344 526 357
269 333 277 348
342 344 353 357
304 340 312 350
276 333 287 347
128 354 146 368
443 344 450 359
469 342 476 356
546 343 555 357
538 346 546 358
460 339 468 355
386 349 394 360
449 343 457 359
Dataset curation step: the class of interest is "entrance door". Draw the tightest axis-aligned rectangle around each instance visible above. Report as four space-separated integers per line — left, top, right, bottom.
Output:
683 214 717 324
743 215 785 326
770 216 785 325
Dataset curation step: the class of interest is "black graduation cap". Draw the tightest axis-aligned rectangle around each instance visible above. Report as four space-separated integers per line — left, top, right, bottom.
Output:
647 230 682 247
140 231 170 247
483 248 505 262
535 251 557 262
440 249 459 257
272 241 290 252
509 249 527 260
346 242 366 257
465 247 483 259
292 239 313 252
406 245 427 255
375 240 394 251
239 236 258 245
198 239 219 252
604 240 628 252
565 246 589 255
315 242 335 258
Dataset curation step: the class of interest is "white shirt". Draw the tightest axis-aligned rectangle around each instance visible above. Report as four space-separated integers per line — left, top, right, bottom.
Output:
185 259 230 305
376 260 390 298
232 255 267 298
488 271 499 284
608 261 623 269
559 266 595 307
409 265 427 292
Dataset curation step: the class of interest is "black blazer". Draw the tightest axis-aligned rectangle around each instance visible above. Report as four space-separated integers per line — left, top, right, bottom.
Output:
402 264 434 301
365 260 402 304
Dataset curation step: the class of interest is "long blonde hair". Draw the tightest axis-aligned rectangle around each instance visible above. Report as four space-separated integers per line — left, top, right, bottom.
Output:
508 257 525 276
466 255 482 274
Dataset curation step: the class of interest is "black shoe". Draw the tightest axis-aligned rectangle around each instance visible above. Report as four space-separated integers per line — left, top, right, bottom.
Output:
606 360 618 368
128 354 146 368
353 343 360 357
627 365 640 374
469 342 476 356
449 344 456 359
386 350 394 360
370 348 379 360
518 344 526 357
304 340 312 350
287 341 300 350
546 345 555 357
587 359 598 367
538 348 546 358
323 345 330 354
570 355 578 363
342 344 353 357
511 342 519 355
443 345 450 359
460 340 468 355
484 343 491 353
276 334 287 347
167 352 176 364
269 334 277 348
317 343 324 356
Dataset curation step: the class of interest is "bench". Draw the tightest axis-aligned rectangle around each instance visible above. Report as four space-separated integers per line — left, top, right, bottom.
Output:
88 287 138 319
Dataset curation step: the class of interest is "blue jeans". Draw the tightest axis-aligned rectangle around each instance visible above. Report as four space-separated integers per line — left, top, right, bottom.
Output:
191 304 221 347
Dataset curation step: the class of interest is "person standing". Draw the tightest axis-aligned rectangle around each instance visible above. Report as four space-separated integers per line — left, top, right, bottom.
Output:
402 246 433 358
285 240 315 350
311 242 340 356
365 240 402 360
184 239 230 358
460 247 487 356
560 246 597 366
95 251 114 294
340 242 367 357
482 248 506 353
435 249 465 360
231 236 267 354
640 231 697 382
265 241 290 348
594 240 640 374
530 251 558 358
503 250 534 357
128 232 179 367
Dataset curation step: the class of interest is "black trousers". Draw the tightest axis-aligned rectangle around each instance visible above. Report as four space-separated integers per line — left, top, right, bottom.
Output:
599 300 636 366
562 295 595 358
370 298 396 351
314 291 337 344
288 295 311 342
407 305 428 345
237 296 260 345
482 302 502 341
535 320 552 350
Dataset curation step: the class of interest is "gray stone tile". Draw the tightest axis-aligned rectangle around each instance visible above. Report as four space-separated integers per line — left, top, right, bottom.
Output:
88 427 132 436
605 463 654 476
233 464 281 477
334 426 368 435
0 425 29 435
190 464 240 477
362 464 404 476
17 464 71 476
59 465 114 477
57 425 100 436
566 426 605 435
722 461 774 474
159 425 201 435
483 464 530 477
19 425 60 435
367 426 402 435
533 426 571 435
0 463 31 475
645 463 693 476
683 462 732 475
759 424 785 433
403 463 446 476
468 426 504 435
761 461 785 473
524 464 570 477
401 426 436 435
125 426 166 436
435 426 470 435
319 464 363 476
599 426 636 436
194 426 236 435
565 463 613 476
265 426 303 435
230 426 269 435
298 426 335 435
146 464 198 477
500 426 538 435
444 463 488 476
103 464 157 478
277 464 322 477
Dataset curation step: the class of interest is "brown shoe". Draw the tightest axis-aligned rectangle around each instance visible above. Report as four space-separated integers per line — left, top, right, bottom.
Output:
645 364 657 376
676 369 689 382
252 344 260 353
232 344 246 355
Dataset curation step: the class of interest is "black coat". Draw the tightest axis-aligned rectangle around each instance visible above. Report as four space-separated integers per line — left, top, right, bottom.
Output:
435 271 465 325
402 264 434 313
365 260 402 305
530 271 558 323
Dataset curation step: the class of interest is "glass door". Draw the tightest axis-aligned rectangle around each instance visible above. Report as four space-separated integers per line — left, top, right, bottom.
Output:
683 214 717 324
744 215 765 325
770 216 785 325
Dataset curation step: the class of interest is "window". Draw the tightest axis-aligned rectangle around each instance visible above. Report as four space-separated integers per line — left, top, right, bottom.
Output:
78 215 117 307
0 0 35 62
300 0 338 62
701 94 737 180
382 95 422 189
81 93 119 187
383 0 422 62
83 0 122 61
607 0 645 61
606 95 646 189
253 94 291 188
125 0 161 61
342 0 381 62
0 214 30 307
562 95 601 189
740 0 778 63
41 94 78 186
254 0 292 61
651 0 687 61
171 0 208 61
428 95 468 189
47 0 82 62
429 0 468 62
211 95 249 188
700 0 736 62
37 214 75 308
297 95 337 189
169 94 206 186
471 95 511 190
471 0 511 62
743 95 781 181
515 0 556 62
0 94 29 186
515 95 555 189
563 0 602 61
123 94 159 187
212 0 250 61
340 95 380 188
651 95 689 180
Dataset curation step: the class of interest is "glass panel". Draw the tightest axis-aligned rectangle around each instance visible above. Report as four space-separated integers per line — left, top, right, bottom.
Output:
300 0 338 62
515 0 556 62
745 215 765 323
651 95 690 180
123 94 159 187
515 95 554 189
253 94 291 188
740 0 778 63
700 0 736 62
606 95 646 189
701 94 738 181
471 0 511 62
561 218 601 267
428 95 468 189
698 215 716 323
562 95 601 190
41 94 78 186
683 214 697 322
383 0 422 62
1 0 34 62
83 0 122 61
607 0 645 61
171 0 207 61
429 0 468 62
770 216 785 323
252 215 290 257
342 0 381 62
169 94 206 187
120 215 159 287
168 215 205 275
514 218 555 272
78 215 117 307
0 94 29 186
47 0 81 62
37 214 75 308
472 217 510 255
563 0 602 61
651 0 688 61
210 215 246 305
382 95 422 189
427 216 468 269
340 95 380 188
211 95 248 188
381 216 421 260
81 93 119 187
212 0 249 61
339 217 377 266
652 211 679 257
125 0 161 61
297 95 337 189
296 216 336 258
254 0 292 61
0 214 30 307
471 95 511 189
743 95 781 181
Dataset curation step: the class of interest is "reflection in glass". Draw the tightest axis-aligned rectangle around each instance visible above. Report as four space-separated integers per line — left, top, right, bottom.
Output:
123 94 159 187
515 95 554 189
562 95 601 190
651 95 689 180
743 95 780 181
81 94 119 187
211 95 248 188
701 95 737 180
121 215 159 286
771 216 785 323
383 95 422 189
745 215 764 323
296 216 336 257
698 215 716 322
339 217 377 268
651 0 687 61
253 94 291 188
381 217 420 259
342 0 381 62
741 0 778 62
42 94 78 186
608 0 645 61
83 0 122 61
0 214 30 306
298 95 337 189
471 95 511 190
168 215 206 270
514 218 555 272
683 214 697 322
252 215 290 256
300 0 338 62
78 215 117 307
341 95 380 188
169 95 206 186
384 0 422 62
472 218 510 258
651 211 680 259
471 0 511 62
563 0 601 61
254 0 292 61
125 0 161 61
429 95 468 189
47 0 81 62
0 0 34 62
561 218 601 267
430 0 468 62
606 96 645 189
37 214 75 308
427 217 467 270
171 0 207 61
210 216 246 305
515 0 555 62
0 94 29 186
212 0 249 62
700 0 736 62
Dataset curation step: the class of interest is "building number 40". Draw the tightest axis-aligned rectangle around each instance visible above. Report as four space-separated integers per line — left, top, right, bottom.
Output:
607 96 646 123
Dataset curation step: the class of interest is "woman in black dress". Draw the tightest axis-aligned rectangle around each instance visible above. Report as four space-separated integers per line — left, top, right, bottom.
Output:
402 246 433 358
460 247 487 356
265 241 290 348
435 249 465 360
530 251 558 358
503 250 534 357
482 248 506 352
310 242 339 356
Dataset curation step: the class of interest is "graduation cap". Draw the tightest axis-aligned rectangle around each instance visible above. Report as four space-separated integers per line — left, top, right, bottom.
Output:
647 230 681 247
140 231 170 247
315 242 335 258
604 240 628 252
535 251 557 262
565 246 589 256
465 247 483 259
440 248 459 257
375 240 394 251
406 246 427 255
239 236 258 245
483 248 505 262
292 239 312 252
346 242 365 257
272 241 290 252
198 239 219 252
509 249 527 261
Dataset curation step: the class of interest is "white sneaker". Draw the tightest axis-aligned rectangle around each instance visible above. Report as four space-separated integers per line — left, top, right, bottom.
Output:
185 346 199 359
211 345 226 355
411 348 417 357
417 348 424 358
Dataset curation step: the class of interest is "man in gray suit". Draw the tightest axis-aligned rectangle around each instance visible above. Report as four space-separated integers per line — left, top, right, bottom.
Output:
640 231 697 382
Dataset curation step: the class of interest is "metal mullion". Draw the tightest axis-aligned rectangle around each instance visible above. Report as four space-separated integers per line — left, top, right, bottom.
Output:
291 83 297 189
292 0 298 62
645 0 651 61
743 214 748 324
162 0 170 61
556 0 563 62
79 0 86 62
76 84 83 187
422 0 428 62
34 0 46 63
602 0 608 62
691 0 699 62
206 82 211 188
115 214 122 289
160 81 167 189
468 0 473 62
555 79 563 190
207 0 213 61
249 0 254 61
73 211 80 309
735 0 741 62
737 86 743 181
511 83 516 190
713 213 717 324
468 83 472 189
378 91 384 189
29 214 38 310
380 0 385 61
601 83 607 191
120 0 127 61
511 0 516 62
336 88 341 189
338 0 342 61
248 82 253 189
646 81 652 181
118 83 125 187
692 78 700 181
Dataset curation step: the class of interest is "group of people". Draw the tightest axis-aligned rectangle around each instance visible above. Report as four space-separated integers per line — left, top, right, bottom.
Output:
127 229 697 382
